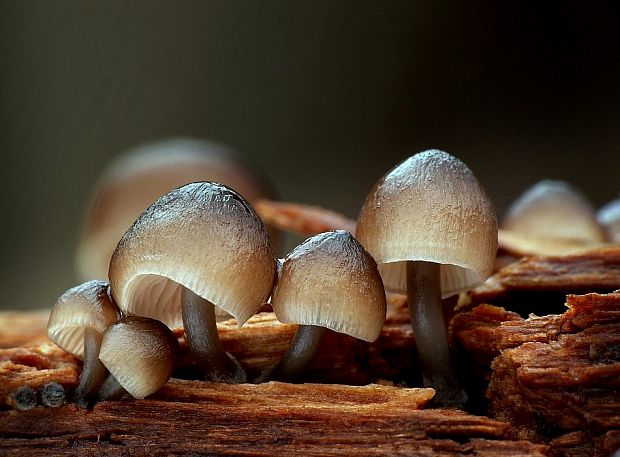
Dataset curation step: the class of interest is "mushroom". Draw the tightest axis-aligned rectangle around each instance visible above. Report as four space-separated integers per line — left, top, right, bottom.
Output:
76 137 276 281
11 386 36 411
109 181 276 383
97 316 179 400
41 382 65 408
260 230 386 382
597 198 620 243
47 280 120 407
356 150 497 407
499 180 606 256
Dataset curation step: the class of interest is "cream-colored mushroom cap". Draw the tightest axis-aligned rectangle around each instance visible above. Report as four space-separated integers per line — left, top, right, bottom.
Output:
109 181 276 329
99 316 178 399
271 230 386 342
47 280 119 360
502 180 605 243
76 137 274 281
356 150 498 298
597 198 620 243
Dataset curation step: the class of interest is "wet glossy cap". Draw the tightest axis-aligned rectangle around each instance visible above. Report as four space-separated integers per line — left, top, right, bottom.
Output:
271 230 386 342
47 280 119 359
502 180 605 243
357 150 498 297
109 181 277 329
99 316 179 399
76 137 274 281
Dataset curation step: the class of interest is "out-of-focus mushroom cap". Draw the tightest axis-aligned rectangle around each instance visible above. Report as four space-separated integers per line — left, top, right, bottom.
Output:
47 280 119 360
501 180 605 243
356 150 498 298
76 137 274 281
597 198 620 243
109 182 276 329
271 230 386 342
99 316 178 399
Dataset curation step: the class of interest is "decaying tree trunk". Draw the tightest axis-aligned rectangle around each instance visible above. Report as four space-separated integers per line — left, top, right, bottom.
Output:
488 291 620 457
0 339 549 456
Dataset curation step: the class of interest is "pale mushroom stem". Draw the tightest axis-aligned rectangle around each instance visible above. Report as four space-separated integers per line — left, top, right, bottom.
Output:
257 324 326 382
97 373 128 401
181 287 246 383
406 261 467 408
74 328 109 407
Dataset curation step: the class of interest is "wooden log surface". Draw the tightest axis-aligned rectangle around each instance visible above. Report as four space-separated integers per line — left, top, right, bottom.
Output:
488 291 620 457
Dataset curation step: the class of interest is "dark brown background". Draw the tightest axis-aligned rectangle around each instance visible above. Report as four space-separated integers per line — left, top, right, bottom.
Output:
1 1 618 309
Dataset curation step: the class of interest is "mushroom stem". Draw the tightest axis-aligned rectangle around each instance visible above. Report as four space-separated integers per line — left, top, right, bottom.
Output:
406 261 467 407
97 374 128 401
74 328 108 407
181 287 246 383
257 324 326 382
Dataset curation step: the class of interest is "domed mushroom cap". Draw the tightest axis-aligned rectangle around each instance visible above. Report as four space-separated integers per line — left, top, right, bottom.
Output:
76 137 274 281
47 280 119 359
99 316 179 399
502 180 605 243
356 150 498 297
597 198 620 243
109 181 276 329
271 230 386 342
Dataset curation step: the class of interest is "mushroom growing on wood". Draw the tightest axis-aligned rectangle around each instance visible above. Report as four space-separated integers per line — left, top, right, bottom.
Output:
109 181 277 383
47 280 119 407
260 230 386 382
97 316 179 400
499 180 606 256
356 150 497 407
76 137 276 281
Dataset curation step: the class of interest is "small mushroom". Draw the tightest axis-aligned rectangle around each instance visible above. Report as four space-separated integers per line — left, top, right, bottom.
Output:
597 197 620 243
40 382 65 408
97 316 179 400
499 180 606 256
11 386 36 411
260 230 386 382
47 280 120 407
109 181 276 383
356 150 497 407
76 137 276 281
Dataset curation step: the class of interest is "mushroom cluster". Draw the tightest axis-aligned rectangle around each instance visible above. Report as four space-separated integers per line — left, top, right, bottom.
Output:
43 148 516 409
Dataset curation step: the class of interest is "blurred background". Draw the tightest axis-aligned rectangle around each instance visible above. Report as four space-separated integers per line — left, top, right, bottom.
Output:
1 1 618 310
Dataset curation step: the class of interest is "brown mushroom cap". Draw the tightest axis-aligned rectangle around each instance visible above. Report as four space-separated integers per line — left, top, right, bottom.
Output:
271 230 386 342
98 316 179 399
501 180 605 243
109 181 276 329
47 280 119 359
356 150 498 297
76 137 274 281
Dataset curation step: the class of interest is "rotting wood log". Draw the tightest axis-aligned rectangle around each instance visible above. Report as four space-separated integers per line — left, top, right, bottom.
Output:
457 247 620 316
488 291 620 457
0 377 548 456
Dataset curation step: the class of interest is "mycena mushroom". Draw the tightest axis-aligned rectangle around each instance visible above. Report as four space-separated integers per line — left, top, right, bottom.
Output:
97 316 179 401
259 230 386 382
47 280 119 407
597 197 620 243
109 181 277 383
499 180 606 256
357 150 497 407
76 137 277 282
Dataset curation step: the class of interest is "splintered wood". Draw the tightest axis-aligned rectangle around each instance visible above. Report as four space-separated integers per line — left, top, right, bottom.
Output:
0 379 548 456
488 292 620 457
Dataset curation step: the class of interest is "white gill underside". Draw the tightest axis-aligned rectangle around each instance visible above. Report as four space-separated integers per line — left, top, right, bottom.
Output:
379 261 481 298
122 274 232 330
